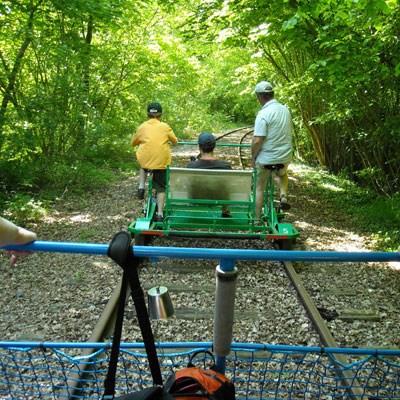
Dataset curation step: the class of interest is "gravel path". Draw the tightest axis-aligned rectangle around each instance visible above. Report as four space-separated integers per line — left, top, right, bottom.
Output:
1 158 399 349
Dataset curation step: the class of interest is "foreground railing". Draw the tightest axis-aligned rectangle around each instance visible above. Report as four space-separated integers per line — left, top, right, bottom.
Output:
1 341 400 399
2 240 400 399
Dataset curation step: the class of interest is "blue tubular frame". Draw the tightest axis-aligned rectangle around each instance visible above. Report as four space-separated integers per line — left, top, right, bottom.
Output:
2 240 400 376
3 241 400 263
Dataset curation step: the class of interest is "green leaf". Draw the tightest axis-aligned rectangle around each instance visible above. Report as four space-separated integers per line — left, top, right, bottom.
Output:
395 63 400 77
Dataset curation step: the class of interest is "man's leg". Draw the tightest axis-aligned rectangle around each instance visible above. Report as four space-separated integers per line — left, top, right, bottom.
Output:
255 165 269 219
276 172 288 197
276 164 290 210
255 184 265 219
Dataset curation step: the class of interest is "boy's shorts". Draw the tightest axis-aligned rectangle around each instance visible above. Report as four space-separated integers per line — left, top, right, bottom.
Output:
151 169 167 193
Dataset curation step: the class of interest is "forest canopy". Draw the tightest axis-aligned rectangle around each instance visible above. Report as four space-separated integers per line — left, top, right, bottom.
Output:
1 0 399 199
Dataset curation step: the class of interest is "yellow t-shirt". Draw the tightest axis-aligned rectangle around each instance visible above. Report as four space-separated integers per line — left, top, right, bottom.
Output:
131 118 178 170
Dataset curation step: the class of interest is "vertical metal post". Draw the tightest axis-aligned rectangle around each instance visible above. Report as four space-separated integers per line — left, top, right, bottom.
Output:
214 258 237 373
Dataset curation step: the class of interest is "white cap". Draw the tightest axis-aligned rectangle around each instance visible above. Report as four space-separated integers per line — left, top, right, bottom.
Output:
252 81 274 94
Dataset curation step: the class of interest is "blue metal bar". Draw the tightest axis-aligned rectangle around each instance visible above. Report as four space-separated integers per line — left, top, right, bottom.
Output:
0 341 212 350
216 355 226 372
219 259 235 272
1 341 400 356
2 241 109 255
2 241 399 263
178 141 250 148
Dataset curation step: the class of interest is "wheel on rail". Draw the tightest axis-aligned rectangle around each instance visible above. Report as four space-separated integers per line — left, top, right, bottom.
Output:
134 233 154 246
278 239 293 250
134 234 145 246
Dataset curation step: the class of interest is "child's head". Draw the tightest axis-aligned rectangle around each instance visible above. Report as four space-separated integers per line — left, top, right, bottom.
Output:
198 132 216 153
147 102 162 118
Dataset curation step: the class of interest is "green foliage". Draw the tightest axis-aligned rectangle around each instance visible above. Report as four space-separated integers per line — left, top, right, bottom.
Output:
3 195 47 225
186 0 400 195
39 161 116 195
354 192 400 251
0 0 239 193
298 164 400 251
1 0 399 202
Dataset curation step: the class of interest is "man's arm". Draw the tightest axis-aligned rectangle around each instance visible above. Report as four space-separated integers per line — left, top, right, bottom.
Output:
0 217 37 246
251 136 264 168
0 217 37 265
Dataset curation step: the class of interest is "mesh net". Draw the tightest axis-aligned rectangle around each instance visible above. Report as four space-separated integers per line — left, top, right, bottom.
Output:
1 342 399 399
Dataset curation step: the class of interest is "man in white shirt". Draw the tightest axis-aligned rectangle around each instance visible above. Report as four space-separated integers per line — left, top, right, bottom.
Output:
251 81 293 219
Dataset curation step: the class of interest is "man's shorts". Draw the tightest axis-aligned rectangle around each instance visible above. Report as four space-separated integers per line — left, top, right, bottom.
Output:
255 163 289 184
151 169 167 193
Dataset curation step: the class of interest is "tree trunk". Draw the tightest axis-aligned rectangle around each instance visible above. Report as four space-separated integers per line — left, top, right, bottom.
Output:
0 1 42 142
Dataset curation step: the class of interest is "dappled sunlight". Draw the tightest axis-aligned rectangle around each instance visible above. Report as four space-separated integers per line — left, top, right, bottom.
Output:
295 220 373 252
108 215 127 222
288 174 300 184
290 163 318 174
42 212 66 224
70 214 92 223
321 183 344 192
290 163 346 193
91 260 114 270
42 212 93 224
389 261 400 271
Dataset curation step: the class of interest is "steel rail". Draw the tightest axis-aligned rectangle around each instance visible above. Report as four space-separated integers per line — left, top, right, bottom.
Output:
59 276 124 397
282 259 366 398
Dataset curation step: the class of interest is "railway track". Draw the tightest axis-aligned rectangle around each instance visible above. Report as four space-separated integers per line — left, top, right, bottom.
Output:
2 127 399 397
74 127 399 351
67 128 370 353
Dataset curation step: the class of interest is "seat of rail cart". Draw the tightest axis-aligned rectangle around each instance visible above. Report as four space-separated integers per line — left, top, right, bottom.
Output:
163 167 257 233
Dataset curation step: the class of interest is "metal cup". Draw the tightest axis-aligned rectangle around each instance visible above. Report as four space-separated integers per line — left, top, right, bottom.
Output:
147 286 175 320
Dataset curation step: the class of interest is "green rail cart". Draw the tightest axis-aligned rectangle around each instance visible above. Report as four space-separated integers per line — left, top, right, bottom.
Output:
128 166 299 249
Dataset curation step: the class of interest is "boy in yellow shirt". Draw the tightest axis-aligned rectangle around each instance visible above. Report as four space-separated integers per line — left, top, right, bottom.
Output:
131 103 178 222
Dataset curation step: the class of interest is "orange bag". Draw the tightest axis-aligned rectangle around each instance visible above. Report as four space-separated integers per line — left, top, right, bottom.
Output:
166 351 235 400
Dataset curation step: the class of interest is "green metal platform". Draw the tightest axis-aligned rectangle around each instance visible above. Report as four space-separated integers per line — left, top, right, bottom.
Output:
128 167 299 247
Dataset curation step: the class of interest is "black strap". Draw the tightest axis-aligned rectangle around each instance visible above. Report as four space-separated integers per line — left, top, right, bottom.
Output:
188 350 215 367
103 231 163 398
104 269 130 397
263 163 284 170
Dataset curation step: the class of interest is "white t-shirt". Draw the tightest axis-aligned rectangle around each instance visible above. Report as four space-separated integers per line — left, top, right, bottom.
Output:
254 99 293 165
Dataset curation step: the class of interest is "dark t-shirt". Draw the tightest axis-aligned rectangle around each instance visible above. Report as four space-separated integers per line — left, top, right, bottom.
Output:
187 158 232 169
186 158 232 199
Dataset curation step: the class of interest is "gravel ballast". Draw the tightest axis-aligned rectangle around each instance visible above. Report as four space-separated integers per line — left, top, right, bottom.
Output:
1 161 399 350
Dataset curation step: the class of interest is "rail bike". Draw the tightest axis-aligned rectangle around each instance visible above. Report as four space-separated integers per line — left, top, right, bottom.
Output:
128 143 299 250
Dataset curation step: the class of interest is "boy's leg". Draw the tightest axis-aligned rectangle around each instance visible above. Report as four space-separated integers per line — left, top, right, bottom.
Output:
157 192 166 218
152 170 167 221
139 168 146 189
136 168 146 199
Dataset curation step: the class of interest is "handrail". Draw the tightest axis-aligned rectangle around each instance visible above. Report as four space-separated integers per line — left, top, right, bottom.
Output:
2 240 400 263
178 141 250 147
1 340 400 355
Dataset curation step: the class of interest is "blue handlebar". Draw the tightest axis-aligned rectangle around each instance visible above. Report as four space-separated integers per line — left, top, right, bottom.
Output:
2 240 400 263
